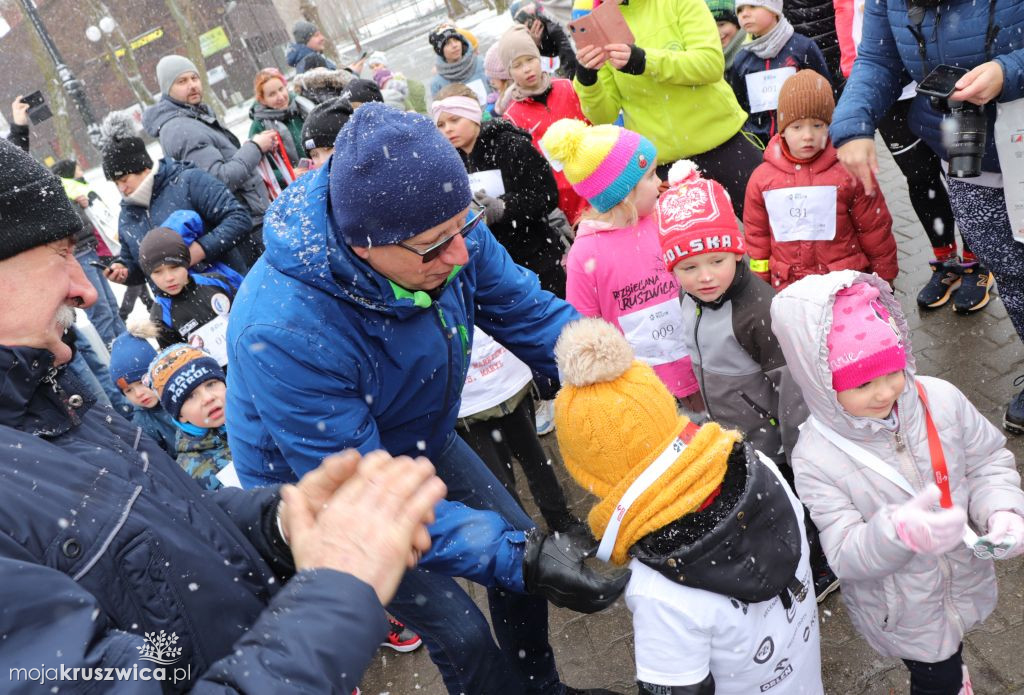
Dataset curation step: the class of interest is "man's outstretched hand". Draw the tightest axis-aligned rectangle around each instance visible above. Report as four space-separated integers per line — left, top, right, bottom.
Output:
282 450 446 604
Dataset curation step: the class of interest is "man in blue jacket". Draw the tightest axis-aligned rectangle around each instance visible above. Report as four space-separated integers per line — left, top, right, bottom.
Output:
226 103 622 695
0 137 449 692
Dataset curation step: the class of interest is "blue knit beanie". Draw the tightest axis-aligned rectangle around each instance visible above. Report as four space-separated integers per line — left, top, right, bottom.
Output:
329 102 471 247
109 333 157 391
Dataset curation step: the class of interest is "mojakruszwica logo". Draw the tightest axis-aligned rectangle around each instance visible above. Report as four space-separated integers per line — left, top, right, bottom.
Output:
136 631 182 666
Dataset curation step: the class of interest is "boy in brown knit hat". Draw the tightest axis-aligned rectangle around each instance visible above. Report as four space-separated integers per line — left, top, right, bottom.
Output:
743 69 899 291
553 317 823 695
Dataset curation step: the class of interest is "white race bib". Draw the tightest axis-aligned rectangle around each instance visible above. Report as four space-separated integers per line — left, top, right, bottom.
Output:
465 79 488 105
763 186 837 243
745 67 797 113
617 297 690 367
467 169 505 197
187 314 229 367
994 99 1024 244
539 56 561 74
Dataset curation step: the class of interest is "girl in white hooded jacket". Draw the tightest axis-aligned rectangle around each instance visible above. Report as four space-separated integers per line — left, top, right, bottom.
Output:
770 270 1024 695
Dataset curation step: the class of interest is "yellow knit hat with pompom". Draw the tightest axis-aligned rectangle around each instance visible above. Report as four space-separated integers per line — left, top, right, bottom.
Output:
553 318 739 565
540 119 656 213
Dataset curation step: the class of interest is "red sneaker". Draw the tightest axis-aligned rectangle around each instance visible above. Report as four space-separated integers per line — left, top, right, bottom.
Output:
381 617 423 653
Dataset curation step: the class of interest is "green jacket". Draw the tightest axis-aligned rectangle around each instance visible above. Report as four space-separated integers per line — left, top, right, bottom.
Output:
573 0 747 162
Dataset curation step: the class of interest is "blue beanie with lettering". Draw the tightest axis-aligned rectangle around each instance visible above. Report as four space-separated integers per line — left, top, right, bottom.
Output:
328 102 471 247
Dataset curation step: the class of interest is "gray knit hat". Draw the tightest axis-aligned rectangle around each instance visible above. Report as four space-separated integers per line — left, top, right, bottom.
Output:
156 55 200 95
293 19 318 45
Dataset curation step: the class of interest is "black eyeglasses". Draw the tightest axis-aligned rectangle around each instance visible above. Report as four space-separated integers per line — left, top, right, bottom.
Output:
398 206 485 263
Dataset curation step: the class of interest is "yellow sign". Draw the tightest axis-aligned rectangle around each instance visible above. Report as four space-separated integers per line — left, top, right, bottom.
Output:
113 28 163 58
200 26 230 57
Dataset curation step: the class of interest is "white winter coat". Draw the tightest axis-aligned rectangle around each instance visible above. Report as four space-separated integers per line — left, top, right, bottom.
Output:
770 270 1024 663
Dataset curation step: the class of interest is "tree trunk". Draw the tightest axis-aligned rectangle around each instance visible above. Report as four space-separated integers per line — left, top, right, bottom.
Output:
93 0 156 105
299 0 348 62
446 0 469 19
164 0 227 118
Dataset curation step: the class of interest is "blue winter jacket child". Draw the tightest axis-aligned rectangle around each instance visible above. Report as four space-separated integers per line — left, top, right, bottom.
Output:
729 32 833 144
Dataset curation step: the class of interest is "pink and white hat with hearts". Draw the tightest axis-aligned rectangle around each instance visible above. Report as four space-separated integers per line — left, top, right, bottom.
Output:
827 282 907 392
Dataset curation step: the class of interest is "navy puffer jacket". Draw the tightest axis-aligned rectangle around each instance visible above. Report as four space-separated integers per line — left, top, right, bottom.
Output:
831 0 1024 174
0 345 386 692
116 158 251 286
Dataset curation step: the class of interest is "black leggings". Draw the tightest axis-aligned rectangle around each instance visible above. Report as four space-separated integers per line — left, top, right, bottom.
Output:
902 645 964 695
876 99 964 254
458 395 577 532
656 129 763 219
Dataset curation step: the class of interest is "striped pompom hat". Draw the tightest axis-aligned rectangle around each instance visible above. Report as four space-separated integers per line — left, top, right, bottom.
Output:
540 119 656 213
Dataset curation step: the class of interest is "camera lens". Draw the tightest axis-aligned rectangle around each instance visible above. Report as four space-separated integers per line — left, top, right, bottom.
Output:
942 102 987 179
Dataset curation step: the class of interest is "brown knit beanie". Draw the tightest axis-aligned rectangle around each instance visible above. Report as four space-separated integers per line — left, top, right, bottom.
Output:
776 69 835 133
498 24 540 72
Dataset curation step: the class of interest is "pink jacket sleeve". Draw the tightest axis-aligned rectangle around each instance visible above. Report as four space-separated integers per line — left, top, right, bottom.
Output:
834 0 858 78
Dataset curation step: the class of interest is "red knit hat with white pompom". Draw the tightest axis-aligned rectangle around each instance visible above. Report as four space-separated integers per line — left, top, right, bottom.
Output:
656 160 744 272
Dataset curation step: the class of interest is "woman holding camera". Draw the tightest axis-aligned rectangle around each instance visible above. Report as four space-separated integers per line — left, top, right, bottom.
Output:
830 0 1024 433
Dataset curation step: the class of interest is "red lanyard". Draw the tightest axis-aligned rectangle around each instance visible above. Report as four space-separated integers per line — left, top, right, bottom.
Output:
915 381 954 509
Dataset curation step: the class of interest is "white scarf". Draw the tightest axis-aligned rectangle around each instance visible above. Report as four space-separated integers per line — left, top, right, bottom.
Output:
124 159 160 208
745 15 795 59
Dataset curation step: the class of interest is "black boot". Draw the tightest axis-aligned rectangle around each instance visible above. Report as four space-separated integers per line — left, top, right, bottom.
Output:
523 528 630 614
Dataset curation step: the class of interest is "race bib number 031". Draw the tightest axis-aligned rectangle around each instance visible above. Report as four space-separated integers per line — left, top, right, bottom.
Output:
762 185 837 243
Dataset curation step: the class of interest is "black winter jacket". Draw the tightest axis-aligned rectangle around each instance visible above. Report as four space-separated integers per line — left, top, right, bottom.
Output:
461 120 562 275
632 442 806 606
783 0 843 81
0 345 387 692
150 272 236 349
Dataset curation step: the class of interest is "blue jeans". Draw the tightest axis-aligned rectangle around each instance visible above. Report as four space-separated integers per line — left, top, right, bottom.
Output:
76 249 126 347
387 433 561 695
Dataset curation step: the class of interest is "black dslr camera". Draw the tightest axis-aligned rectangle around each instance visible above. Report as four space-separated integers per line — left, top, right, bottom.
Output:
916 64 987 178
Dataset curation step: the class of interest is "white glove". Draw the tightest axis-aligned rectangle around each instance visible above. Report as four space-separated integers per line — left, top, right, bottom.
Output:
981 510 1024 559
891 485 967 555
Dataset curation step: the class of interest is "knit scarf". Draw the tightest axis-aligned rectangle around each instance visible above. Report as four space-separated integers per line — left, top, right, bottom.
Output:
124 159 160 208
587 419 738 565
507 72 554 103
436 48 480 83
745 15 794 59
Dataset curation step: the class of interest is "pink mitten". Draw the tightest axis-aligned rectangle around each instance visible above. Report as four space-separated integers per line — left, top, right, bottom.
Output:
891 485 967 554
983 511 1024 559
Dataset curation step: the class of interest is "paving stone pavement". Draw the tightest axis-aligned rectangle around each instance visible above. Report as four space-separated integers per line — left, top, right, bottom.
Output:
360 141 1024 694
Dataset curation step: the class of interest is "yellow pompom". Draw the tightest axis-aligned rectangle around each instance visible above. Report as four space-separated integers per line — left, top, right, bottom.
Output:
540 118 590 168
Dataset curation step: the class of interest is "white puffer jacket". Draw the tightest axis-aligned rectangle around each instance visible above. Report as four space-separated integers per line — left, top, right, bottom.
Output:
770 270 1024 663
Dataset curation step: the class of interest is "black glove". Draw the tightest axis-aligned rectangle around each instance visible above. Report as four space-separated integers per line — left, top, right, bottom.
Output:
523 528 630 613
575 62 600 86
617 45 646 75
473 190 506 225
